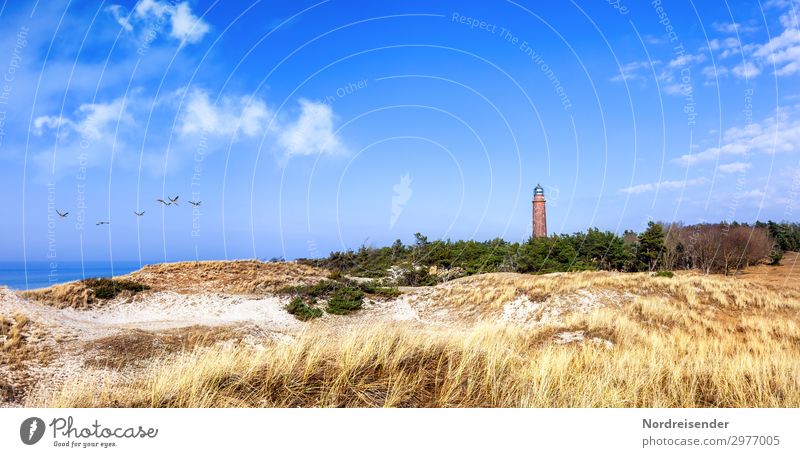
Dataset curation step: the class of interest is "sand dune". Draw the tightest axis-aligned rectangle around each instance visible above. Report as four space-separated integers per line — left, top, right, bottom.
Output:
3 258 800 407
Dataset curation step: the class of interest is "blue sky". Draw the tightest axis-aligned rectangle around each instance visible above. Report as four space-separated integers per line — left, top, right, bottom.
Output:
0 0 798 263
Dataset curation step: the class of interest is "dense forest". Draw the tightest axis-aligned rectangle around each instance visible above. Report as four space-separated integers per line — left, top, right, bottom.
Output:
299 221 800 285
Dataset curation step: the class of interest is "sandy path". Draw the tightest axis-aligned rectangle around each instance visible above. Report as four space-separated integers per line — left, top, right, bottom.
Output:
1 288 302 336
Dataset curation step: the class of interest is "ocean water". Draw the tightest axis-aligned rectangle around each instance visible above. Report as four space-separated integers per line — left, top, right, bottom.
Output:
0 261 148 290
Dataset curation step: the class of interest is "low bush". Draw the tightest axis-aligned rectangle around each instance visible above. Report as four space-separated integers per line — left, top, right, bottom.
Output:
357 281 402 298
396 268 438 287
653 271 674 278
325 288 364 315
285 297 323 321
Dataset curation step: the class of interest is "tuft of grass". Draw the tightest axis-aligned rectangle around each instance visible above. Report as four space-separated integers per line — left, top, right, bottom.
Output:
24 277 150 309
653 271 674 278
285 297 323 321
1 313 30 355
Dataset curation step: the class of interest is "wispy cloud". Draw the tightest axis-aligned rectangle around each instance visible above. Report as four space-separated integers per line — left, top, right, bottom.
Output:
620 178 708 195
611 55 708 96
709 8 800 78
610 60 660 82
717 162 752 174
732 60 761 78
673 108 800 166
668 52 706 68
712 21 760 34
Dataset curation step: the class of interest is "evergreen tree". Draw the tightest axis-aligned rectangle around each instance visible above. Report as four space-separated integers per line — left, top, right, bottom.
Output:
636 221 665 271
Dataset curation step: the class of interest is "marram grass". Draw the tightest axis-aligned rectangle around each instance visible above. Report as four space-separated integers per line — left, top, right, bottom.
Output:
34 271 800 408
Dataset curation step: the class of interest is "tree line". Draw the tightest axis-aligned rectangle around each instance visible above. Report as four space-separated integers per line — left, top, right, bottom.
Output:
299 221 799 283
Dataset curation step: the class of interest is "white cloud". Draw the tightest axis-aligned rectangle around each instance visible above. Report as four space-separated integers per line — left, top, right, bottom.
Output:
703 5 800 78
732 60 761 78
610 60 659 82
135 0 171 18
707 37 748 59
613 56 709 96
106 0 210 46
32 87 347 178
33 115 73 136
765 0 798 8
668 52 707 68
701 65 729 79
33 97 130 141
30 95 142 179
717 162 752 174
620 178 707 194
278 99 346 158
178 91 347 158
107 5 133 32
740 188 766 199
644 35 667 46
674 108 800 166
716 10 800 78
179 89 271 138
712 21 759 34
169 3 210 44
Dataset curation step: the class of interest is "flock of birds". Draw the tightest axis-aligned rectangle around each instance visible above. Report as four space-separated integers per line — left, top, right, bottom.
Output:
55 195 202 225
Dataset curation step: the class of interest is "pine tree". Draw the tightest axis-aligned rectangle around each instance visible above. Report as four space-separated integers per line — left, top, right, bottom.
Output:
636 221 665 271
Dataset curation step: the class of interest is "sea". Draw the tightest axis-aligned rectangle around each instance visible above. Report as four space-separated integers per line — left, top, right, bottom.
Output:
0 261 149 290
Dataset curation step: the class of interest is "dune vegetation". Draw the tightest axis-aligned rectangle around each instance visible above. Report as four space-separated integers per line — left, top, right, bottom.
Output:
35 267 800 408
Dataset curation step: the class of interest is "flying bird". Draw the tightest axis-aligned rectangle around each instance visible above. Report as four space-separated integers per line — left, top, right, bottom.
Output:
156 199 172 206
56 210 68 218
96 221 110 226
134 211 145 216
189 200 201 206
168 195 179 205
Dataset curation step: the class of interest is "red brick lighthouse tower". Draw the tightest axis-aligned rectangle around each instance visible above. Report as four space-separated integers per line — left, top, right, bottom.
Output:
532 184 547 238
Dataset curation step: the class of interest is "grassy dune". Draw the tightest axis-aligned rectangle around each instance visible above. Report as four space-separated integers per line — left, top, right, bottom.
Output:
36 270 800 408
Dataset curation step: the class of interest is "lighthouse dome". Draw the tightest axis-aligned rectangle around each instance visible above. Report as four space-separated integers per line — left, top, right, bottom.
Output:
534 184 544 195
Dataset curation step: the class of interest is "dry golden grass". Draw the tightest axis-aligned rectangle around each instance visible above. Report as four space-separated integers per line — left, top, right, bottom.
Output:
125 260 329 294
22 281 96 309
37 271 800 408
739 251 800 288
82 326 245 370
1 312 31 360
418 269 800 318
1 313 54 404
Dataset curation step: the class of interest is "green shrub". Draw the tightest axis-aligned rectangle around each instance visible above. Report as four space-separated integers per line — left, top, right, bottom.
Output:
653 271 674 278
285 297 323 321
357 281 401 298
770 249 784 265
83 278 150 300
397 268 438 287
325 287 364 315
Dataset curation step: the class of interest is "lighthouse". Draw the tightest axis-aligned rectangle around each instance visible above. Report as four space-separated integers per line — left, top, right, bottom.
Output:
532 184 547 238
